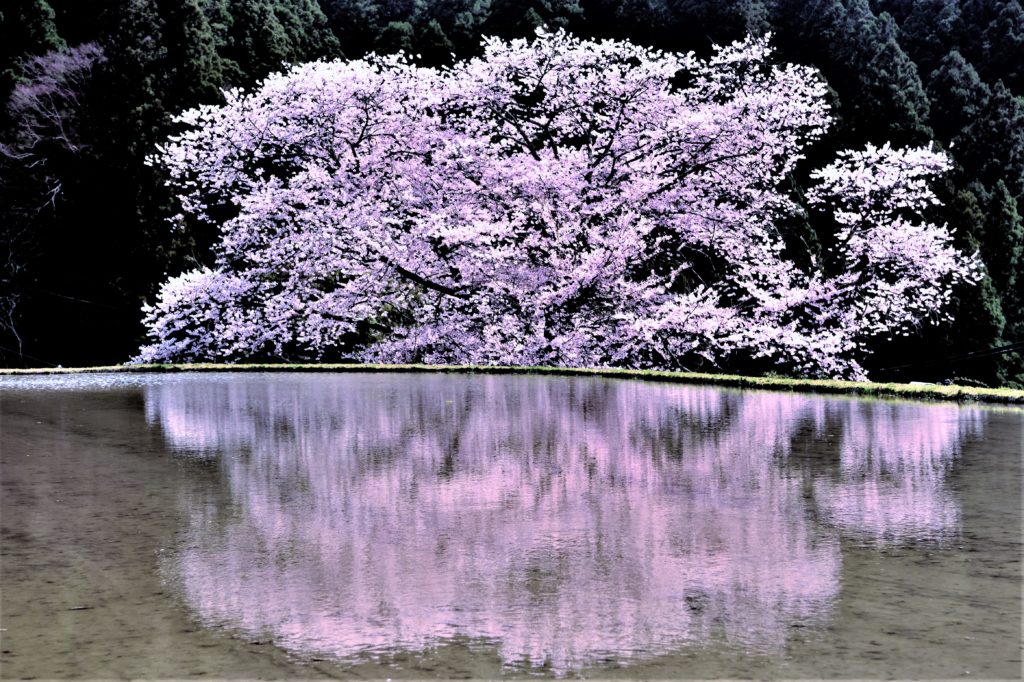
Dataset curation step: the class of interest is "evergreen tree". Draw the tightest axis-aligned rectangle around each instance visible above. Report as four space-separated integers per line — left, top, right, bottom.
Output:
202 0 236 61
960 81 1024 195
219 0 291 80
843 3 932 143
926 50 989 141
442 0 491 53
961 0 1024 93
897 0 960 76
159 0 224 104
99 0 168 153
981 180 1022 300
769 0 847 70
218 0 339 84
931 182 1023 388
483 0 583 39
273 0 341 61
319 0 383 57
980 1 1023 94
375 20 416 53
771 1 931 145
983 181 1024 386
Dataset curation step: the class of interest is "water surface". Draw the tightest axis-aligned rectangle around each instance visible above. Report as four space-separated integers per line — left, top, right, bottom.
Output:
1 372 1021 678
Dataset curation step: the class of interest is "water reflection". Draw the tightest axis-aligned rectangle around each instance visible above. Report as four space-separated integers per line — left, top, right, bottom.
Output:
145 374 982 672
813 402 981 542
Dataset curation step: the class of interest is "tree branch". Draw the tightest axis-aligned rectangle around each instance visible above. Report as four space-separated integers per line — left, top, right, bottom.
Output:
382 257 471 299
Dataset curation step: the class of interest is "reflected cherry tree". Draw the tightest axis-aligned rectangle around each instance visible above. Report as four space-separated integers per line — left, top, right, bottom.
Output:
146 374 981 672
812 402 983 543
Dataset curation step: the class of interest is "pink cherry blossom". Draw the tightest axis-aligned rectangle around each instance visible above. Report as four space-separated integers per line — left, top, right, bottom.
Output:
136 30 978 378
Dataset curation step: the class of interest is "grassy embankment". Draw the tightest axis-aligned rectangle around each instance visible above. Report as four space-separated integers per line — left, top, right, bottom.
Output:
2 362 1024 404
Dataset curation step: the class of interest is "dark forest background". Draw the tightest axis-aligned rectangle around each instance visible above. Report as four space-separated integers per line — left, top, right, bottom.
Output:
1 0 1021 385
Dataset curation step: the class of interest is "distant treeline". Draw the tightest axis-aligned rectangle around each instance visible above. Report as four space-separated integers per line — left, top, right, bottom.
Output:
1 0 1021 385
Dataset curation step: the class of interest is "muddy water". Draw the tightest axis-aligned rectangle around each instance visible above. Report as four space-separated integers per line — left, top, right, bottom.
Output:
1 372 1020 679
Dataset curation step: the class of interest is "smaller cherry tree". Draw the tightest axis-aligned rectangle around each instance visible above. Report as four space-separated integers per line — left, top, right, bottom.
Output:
136 30 978 379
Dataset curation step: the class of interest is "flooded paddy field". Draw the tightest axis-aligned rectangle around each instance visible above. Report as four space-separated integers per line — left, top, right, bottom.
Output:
1 372 1020 678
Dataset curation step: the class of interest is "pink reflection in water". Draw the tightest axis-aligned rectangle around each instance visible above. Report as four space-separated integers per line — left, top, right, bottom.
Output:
146 375 980 672
812 402 982 542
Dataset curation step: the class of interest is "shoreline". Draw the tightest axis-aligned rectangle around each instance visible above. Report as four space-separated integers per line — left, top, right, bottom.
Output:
2 362 1023 405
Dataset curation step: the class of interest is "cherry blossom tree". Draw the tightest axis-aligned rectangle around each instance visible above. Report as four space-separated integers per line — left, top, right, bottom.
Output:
135 29 979 378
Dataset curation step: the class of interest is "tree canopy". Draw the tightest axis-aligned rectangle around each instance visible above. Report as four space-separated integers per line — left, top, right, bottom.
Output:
136 31 977 379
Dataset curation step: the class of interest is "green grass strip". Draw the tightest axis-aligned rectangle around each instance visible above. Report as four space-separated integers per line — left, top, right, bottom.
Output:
2 362 1023 405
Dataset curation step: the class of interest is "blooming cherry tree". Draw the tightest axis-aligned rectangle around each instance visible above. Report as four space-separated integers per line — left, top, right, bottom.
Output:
136 30 978 378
